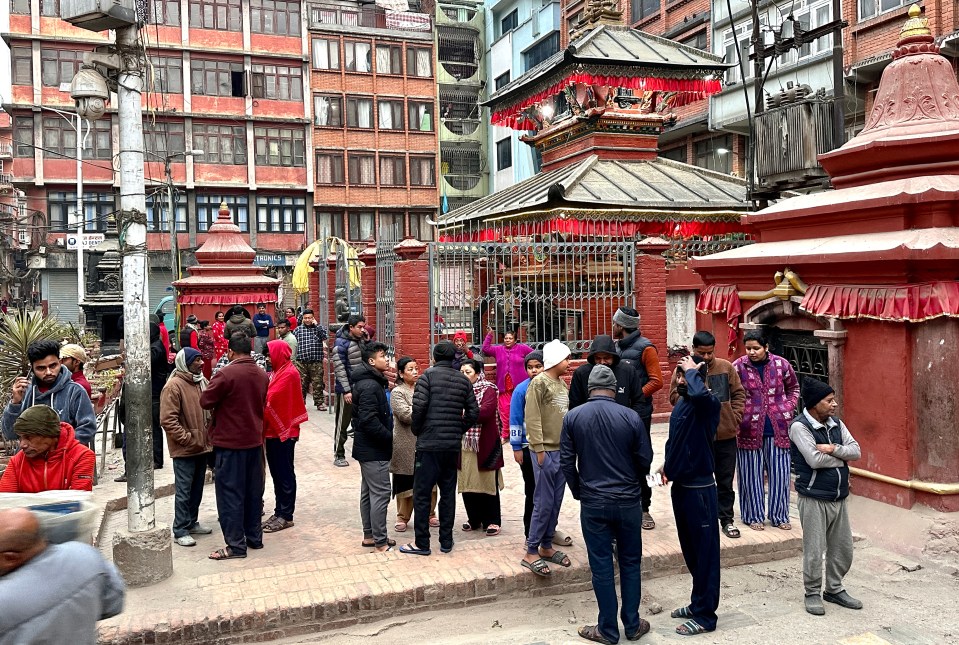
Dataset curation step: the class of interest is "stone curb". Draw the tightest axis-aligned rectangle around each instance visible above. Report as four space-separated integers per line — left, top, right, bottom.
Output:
97 533 803 644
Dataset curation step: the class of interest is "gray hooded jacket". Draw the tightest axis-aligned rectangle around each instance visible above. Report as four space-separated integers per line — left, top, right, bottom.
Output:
2 367 98 444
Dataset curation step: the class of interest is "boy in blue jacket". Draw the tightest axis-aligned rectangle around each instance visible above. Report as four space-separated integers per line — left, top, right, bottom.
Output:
660 354 721 637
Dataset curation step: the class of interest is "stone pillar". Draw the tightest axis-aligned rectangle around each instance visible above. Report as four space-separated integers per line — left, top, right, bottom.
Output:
393 239 431 366
633 251 670 416
814 320 847 417
359 243 378 336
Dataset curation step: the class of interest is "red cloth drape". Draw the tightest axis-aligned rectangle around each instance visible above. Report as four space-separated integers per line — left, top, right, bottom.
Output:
491 74 724 129
800 282 959 322
177 292 278 305
696 285 741 351
439 218 742 242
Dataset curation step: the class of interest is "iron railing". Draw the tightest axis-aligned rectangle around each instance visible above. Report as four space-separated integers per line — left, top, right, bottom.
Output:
375 234 398 357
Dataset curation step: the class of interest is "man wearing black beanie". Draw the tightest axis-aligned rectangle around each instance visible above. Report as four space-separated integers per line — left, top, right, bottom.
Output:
789 378 862 616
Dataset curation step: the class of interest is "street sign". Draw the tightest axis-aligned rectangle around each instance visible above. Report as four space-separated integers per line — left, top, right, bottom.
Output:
66 233 106 250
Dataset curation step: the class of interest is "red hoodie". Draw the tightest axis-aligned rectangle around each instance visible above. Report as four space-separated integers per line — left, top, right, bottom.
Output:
265 340 308 441
0 423 96 493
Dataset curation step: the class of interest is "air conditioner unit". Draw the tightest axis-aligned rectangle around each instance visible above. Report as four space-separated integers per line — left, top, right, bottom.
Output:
60 0 137 32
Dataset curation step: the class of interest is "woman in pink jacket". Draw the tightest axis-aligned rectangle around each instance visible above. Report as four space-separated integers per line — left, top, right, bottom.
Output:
482 326 533 437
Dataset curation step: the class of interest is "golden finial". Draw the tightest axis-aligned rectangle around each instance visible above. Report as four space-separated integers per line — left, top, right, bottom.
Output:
900 4 931 39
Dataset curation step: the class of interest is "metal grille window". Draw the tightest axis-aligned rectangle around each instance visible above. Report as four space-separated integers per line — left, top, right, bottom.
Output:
314 94 343 126
43 117 112 160
143 121 185 158
312 38 340 70
316 211 345 240
408 100 434 132
253 126 305 166
348 212 375 241
11 0 30 14
377 99 404 130
251 64 303 101
376 45 403 75
316 152 345 184
410 156 435 186
523 32 559 72
250 0 301 35
495 138 512 170
192 123 247 165
145 191 188 232
256 195 306 233
439 89 480 119
346 97 374 128
12 47 32 86
148 55 183 93
197 193 248 232
406 47 432 77
13 116 33 158
190 59 245 97
40 48 84 87
630 0 659 22
379 155 406 186
48 191 115 232
494 71 510 90
147 0 181 25
348 154 376 185
189 0 242 30
345 41 372 73
693 135 732 173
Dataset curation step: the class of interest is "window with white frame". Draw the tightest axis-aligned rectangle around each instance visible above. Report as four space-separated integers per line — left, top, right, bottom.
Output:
860 0 908 21
256 195 306 233
722 26 751 84
197 193 248 232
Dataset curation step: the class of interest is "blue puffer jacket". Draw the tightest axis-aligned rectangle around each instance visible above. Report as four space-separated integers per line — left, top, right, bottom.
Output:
2 368 97 445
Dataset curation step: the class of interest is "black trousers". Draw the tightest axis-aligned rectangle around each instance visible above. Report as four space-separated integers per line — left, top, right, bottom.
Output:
214 446 265 557
519 446 536 538
671 483 721 632
265 438 297 522
640 413 652 512
412 450 458 550
713 437 738 525
152 399 164 468
462 486 501 530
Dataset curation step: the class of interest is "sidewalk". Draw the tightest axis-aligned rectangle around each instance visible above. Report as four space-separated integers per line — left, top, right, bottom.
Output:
94 410 803 645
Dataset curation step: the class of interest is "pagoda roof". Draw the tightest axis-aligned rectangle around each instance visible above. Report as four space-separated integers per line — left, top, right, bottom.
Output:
435 154 748 228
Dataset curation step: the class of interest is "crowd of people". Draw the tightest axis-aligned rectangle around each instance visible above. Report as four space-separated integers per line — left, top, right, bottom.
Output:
0 302 865 643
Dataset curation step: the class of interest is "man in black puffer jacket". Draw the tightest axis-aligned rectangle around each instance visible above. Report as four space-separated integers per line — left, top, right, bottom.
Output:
400 341 479 556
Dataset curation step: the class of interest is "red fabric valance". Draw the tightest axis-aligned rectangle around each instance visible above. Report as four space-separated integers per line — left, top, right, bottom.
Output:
176 292 278 305
696 285 741 351
800 282 959 322
491 74 724 129
440 218 742 242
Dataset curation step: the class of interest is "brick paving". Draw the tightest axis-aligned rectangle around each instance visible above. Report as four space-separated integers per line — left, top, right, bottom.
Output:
93 409 803 644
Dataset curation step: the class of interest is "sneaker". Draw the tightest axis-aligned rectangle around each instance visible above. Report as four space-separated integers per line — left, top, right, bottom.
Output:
823 590 863 610
440 542 453 553
175 535 197 547
189 523 214 535
804 594 825 616
334 458 349 467
113 474 127 483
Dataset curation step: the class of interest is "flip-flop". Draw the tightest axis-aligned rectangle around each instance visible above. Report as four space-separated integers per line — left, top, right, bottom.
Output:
209 547 246 561
520 558 551 577
461 523 475 532
676 619 708 636
671 606 693 619
540 550 571 567
485 524 501 536
577 625 614 644
398 543 431 556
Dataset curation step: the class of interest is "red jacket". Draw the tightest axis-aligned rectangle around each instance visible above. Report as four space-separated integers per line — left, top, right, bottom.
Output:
0 423 95 493
72 370 93 398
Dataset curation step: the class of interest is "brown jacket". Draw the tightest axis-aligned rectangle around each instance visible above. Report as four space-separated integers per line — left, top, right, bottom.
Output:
669 356 745 441
160 371 212 458
389 382 415 475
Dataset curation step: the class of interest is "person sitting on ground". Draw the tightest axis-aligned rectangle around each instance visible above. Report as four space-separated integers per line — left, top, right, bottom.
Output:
59 343 93 399
0 405 95 493
0 508 126 645
2 340 97 447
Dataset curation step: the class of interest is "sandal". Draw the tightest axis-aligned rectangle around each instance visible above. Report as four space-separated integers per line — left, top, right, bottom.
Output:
262 516 293 533
577 625 614 644
748 522 765 531
208 547 246 561
642 512 655 530
461 523 475 532
670 606 693 619
554 529 573 546
626 619 651 641
361 538 396 547
429 516 440 527
540 549 571 567
774 522 792 530
520 558 551 577
722 523 741 538
676 619 707 636
485 524 501 536
394 521 408 532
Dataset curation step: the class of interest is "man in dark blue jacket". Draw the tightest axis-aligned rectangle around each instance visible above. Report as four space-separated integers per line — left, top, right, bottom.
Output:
661 354 721 637
561 364 652 645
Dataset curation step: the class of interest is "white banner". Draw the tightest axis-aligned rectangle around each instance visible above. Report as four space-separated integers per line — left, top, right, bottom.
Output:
65 233 105 250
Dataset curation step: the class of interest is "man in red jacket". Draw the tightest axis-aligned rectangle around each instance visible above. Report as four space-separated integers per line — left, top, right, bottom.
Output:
0 405 95 493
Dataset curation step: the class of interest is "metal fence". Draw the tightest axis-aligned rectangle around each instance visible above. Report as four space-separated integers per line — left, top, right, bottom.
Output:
375 236 398 357
428 240 636 356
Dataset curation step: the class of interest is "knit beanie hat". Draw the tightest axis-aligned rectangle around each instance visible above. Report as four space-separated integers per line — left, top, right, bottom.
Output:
612 307 640 330
453 330 469 343
14 405 61 437
802 378 834 410
433 340 456 362
182 347 202 366
587 364 617 393
542 340 571 370
524 350 544 368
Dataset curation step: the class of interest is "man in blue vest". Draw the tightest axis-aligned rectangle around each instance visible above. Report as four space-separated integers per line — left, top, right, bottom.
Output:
789 378 862 617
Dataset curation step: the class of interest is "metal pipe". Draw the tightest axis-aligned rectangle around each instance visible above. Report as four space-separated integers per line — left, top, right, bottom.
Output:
831 0 845 147
76 116 84 323
850 466 959 496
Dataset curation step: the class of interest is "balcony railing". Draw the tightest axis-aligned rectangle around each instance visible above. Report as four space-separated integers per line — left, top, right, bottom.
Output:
0 173 13 186
309 4 431 32
663 235 754 266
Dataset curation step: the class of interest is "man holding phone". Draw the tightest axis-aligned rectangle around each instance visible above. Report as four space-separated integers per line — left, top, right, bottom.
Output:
2 340 97 448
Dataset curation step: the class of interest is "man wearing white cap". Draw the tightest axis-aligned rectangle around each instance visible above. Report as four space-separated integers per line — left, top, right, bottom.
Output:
520 339 572 577
60 343 92 400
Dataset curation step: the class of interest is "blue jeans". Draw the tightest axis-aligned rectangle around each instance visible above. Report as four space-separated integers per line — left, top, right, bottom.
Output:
172 454 209 538
580 500 644 643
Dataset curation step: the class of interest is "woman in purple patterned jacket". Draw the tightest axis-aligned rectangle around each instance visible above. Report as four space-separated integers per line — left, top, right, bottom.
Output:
733 330 800 531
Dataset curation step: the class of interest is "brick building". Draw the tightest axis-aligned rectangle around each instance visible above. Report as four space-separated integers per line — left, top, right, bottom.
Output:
5 0 312 325
308 0 438 247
